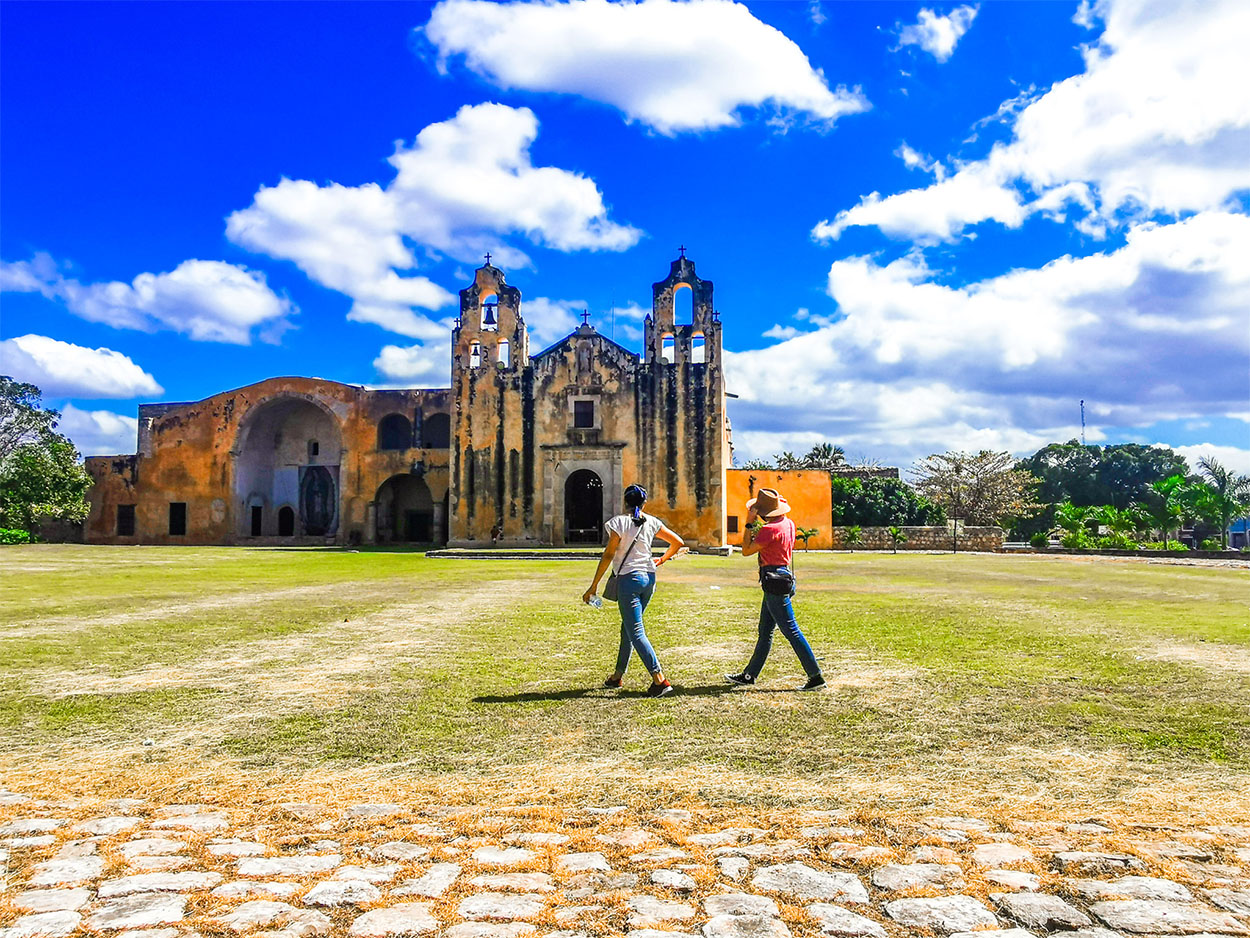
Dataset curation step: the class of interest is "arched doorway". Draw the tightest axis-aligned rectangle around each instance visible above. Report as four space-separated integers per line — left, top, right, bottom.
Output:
277 506 295 537
565 469 604 544
375 474 436 543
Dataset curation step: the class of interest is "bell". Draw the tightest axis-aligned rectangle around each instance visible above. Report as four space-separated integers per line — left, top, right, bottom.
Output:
484 304 497 326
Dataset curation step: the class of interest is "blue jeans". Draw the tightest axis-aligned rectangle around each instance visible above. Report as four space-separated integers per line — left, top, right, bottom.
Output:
745 568 821 679
615 571 661 675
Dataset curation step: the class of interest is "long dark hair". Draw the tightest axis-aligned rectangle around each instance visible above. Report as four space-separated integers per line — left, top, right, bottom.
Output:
624 484 647 526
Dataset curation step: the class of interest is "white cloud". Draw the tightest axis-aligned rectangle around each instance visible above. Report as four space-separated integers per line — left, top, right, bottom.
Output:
228 103 639 346
1165 443 1250 477
762 324 805 340
1 255 295 344
57 404 140 457
898 5 979 62
0 334 163 399
732 211 1250 467
819 0 1250 242
373 341 453 388
422 0 868 134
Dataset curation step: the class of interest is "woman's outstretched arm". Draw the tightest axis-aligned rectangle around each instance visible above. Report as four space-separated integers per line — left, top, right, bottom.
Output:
583 530 622 603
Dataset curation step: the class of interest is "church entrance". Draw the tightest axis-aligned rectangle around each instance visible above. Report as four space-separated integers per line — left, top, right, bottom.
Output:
375 474 437 543
565 469 604 544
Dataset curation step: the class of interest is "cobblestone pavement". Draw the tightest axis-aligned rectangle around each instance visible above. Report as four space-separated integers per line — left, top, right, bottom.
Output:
2 785 1248 938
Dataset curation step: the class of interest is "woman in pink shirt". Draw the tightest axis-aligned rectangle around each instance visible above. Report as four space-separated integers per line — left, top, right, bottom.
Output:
725 487 826 691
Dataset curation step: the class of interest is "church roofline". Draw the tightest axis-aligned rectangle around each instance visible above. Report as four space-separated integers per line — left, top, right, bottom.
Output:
531 328 640 363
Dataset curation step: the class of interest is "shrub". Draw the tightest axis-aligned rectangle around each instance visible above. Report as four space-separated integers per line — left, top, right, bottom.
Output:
1060 530 1096 549
0 528 35 544
1141 540 1188 551
1029 531 1049 549
1199 537 1224 551
1096 533 1139 550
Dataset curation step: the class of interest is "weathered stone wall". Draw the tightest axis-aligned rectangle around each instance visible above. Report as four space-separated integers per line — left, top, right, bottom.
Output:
830 525 1004 551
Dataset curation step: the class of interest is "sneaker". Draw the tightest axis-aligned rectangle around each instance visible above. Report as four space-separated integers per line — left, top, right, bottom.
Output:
646 680 674 698
602 675 623 688
724 671 755 686
799 675 827 691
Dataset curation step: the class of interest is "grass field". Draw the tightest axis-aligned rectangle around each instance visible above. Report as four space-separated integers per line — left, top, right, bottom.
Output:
3 545 1249 820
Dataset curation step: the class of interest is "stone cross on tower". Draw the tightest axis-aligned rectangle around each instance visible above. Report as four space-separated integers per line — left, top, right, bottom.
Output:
484 252 492 266
678 245 686 258
581 309 590 325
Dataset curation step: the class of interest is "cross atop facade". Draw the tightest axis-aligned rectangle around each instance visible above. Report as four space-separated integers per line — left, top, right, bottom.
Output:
484 252 492 265
581 309 591 325
678 245 686 258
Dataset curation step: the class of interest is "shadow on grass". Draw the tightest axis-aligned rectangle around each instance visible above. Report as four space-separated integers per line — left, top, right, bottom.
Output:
473 684 787 703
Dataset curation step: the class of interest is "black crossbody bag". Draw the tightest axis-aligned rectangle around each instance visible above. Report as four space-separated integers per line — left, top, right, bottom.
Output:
603 519 647 602
758 522 796 596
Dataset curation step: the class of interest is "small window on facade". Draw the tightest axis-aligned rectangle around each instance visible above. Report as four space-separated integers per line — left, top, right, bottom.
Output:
308 440 319 460
117 504 136 536
470 342 482 368
727 515 739 534
169 502 187 536
691 332 706 364
422 412 451 448
573 400 594 428
661 333 676 363
498 339 510 367
378 414 412 450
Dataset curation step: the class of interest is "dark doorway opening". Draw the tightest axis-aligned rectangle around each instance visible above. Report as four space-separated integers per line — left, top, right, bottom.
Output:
565 469 603 544
251 505 263 537
374 474 437 544
406 510 433 542
278 506 295 537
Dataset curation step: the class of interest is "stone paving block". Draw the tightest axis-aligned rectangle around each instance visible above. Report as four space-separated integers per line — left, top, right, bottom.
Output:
348 902 439 937
557 852 611 873
472 846 537 866
713 841 808 860
1055 852 1147 874
800 826 864 842
99 871 223 897
992 891 1092 929
344 803 405 819
1072 877 1194 901
650 869 697 892
332 864 402 883
72 816 143 836
717 857 749 881
0 818 67 835
1133 842 1214 862
983 869 1040 891
218 900 331 935
870 862 963 891
751 863 869 903
688 830 767 848
924 817 991 833
824 843 894 864
806 904 887 938
1206 888 1250 915
444 926 536 938
949 931 1035 938
563 871 638 899
151 812 229 832
469 872 555 893
554 906 599 924
115 928 182 938
28 857 104 886
0 910 82 938
88 893 187 930
392 863 461 898
704 894 779 917
505 832 569 846
884 895 998 934
458 894 547 922
627 895 698 927
208 840 269 857
129 856 195 872
655 809 693 823
626 931 696 938
973 843 1034 867
13 888 92 912
120 838 187 858
371 843 431 862
701 914 791 938
2 835 56 848
212 881 302 899
303 880 383 906
632 848 689 864
1089 899 1249 934
237 855 342 877
53 839 100 859
597 829 659 849
910 846 960 864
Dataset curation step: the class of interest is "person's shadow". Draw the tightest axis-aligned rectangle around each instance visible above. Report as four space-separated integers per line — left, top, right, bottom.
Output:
472 684 784 703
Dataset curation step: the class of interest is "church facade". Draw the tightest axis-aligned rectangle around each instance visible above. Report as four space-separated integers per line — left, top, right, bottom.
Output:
84 254 732 548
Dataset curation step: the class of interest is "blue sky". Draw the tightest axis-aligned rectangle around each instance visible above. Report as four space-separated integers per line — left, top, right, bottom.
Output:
2 0 1248 473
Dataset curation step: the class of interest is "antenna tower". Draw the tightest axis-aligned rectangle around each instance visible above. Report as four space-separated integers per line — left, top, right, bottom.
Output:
1080 400 1086 445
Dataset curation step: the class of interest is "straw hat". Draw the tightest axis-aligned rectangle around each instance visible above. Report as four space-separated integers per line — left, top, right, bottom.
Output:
746 487 791 518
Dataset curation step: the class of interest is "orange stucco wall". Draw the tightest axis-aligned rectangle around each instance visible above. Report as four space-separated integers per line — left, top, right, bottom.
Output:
725 469 833 550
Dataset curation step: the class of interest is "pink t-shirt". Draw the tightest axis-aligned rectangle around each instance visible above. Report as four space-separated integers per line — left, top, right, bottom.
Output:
753 517 795 567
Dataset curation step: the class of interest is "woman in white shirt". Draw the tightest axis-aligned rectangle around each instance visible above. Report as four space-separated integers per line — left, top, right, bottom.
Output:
583 484 686 697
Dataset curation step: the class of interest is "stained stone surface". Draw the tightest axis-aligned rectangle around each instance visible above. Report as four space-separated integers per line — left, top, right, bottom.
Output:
752 864 869 903
564 871 639 899
717 857 749 881
689 830 767 848
1205 888 1250 914
304 880 383 906
983 869 1040 891
72 816 143 836
0 818 67 835
53 839 99 859
371 843 431 862
627 931 697 938
458 893 547 921
806 904 887 938
129 856 194 872
394 863 462 898
557 852 611 873
597 829 658 849
218 900 331 935
348 903 440 937
633 848 689 864
825 844 894 864
911 846 960 864
333 864 402 883
701 914 791 938
884 896 998 934
506 832 569 846
1089 898 1250 934
972 843 1033 867
651 869 697 892
1 835 56 848
13 888 92 912
238 855 342 877
0 910 82 938
870 863 963 891
88 893 188 930
469 872 555 893
212 880 302 899
1072 876 1194 901
628 895 698 927
120 838 187 858
345 803 405 819
472 846 536 866
443 924 535 938
98 871 223 897
992 891 1092 929
949 931 1035 938
28 857 104 886
713 841 808 860
1054 851 1146 874
207 840 269 857
703 895 779 917
151 812 228 832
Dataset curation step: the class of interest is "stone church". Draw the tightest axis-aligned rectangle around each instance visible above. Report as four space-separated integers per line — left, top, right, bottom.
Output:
84 254 732 548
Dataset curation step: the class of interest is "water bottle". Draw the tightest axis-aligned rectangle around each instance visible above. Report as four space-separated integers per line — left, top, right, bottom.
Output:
587 595 603 609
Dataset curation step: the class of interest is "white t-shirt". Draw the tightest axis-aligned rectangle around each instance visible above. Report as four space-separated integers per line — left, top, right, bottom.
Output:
605 513 665 576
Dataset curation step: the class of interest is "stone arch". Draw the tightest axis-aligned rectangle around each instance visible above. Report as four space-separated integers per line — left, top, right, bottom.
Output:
564 469 604 544
422 412 451 449
375 473 438 543
378 413 412 451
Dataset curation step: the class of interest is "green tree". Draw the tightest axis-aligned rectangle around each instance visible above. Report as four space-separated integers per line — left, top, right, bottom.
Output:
796 526 819 551
887 525 907 553
739 457 772 470
844 524 863 551
1145 474 1190 547
0 377 91 536
1192 457 1250 550
829 477 944 526
912 450 1041 527
802 443 845 470
1094 504 1145 549
774 451 802 470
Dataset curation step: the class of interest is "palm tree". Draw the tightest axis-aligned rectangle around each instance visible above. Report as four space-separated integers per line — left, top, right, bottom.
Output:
775 451 803 470
1094 504 1145 548
803 443 846 470
844 524 863 551
887 525 908 554
1147 474 1189 547
796 527 819 551
1196 457 1250 550
1053 502 1095 545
